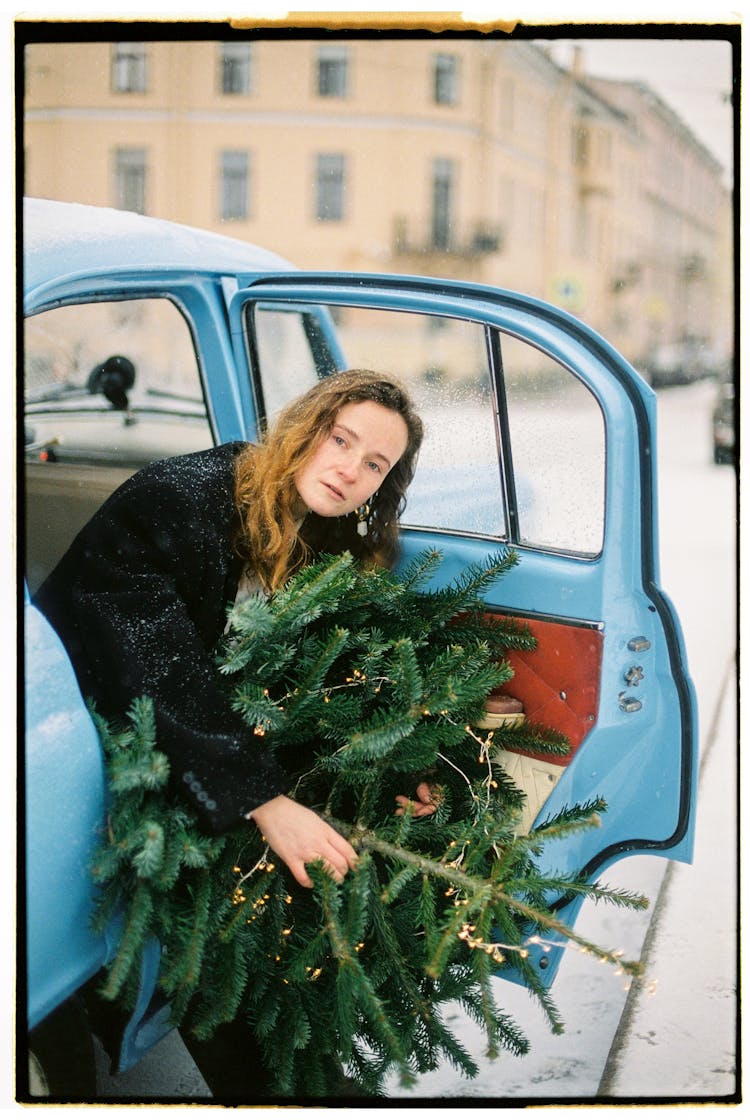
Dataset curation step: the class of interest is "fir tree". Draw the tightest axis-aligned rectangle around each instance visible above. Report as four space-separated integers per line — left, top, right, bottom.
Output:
90 549 647 1098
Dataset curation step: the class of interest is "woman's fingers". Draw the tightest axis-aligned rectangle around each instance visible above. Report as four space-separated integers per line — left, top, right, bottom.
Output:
394 782 441 817
415 780 436 805
394 794 412 816
327 829 360 871
292 845 351 888
249 795 358 888
288 860 314 889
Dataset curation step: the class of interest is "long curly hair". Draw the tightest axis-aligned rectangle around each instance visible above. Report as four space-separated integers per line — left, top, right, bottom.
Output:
233 369 423 592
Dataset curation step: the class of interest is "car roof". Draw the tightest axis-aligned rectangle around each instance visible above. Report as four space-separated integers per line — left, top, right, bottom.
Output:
23 197 292 299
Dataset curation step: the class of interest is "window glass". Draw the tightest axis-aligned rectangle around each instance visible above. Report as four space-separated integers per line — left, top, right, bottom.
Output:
220 150 250 220
432 158 454 250
248 301 505 538
25 298 212 591
112 42 148 93
434 53 459 105
114 147 147 214
254 306 338 421
317 46 348 97
220 42 252 94
315 153 346 221
501 333 605 555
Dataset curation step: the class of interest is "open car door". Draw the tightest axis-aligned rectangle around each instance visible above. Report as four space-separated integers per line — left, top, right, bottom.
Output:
227 273 698 982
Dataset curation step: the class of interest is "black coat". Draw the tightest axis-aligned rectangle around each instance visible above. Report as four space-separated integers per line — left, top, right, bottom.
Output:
34 442 291 834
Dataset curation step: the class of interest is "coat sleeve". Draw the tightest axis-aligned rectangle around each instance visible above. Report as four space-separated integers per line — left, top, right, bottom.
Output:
34 453 291 834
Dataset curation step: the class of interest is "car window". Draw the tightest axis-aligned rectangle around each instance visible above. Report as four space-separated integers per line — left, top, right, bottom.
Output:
24 297 212 592
25 297 210 453
501 333 605 556
254 305 339 421
248 300 606 555
250 303 506 538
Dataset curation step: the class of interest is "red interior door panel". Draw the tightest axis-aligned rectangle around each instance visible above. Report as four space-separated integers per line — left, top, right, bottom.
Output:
492 614 604 764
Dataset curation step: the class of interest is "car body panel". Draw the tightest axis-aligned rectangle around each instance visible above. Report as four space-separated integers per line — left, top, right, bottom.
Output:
24 591 107 1030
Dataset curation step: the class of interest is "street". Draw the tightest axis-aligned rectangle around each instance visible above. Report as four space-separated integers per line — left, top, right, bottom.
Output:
94 379 738 1104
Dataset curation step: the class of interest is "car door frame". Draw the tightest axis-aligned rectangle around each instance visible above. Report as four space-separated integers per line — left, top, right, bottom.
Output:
227 272 698 890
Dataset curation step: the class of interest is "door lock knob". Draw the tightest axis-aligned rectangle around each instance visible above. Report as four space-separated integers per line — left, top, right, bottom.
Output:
624 665 644 686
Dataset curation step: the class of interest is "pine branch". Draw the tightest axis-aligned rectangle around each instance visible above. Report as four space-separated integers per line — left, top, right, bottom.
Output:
271 551 356 630
504 873 649 912
161 870 213 1014
420 550 519 629
219 594 276 675
132 821 165 878
336 820 644 978
315 868 408 1072
99 881 154 1002
344 709 420 763
282 628 351 720
397 548 444 592
497 721 572 758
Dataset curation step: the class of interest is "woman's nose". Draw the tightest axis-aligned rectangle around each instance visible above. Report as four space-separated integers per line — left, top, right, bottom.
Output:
337 455 358 482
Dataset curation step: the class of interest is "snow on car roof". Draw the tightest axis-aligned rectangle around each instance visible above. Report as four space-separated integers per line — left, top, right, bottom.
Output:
23 197 292 297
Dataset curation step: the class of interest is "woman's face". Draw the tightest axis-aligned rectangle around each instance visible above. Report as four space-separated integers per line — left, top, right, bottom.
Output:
294 400 409 518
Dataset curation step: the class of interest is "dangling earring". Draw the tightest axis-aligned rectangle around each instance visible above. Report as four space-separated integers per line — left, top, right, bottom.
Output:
356 502 371 537
356 492 379 537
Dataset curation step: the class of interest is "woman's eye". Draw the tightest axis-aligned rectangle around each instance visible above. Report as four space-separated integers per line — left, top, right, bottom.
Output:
333 434 346 447
367 461 381 473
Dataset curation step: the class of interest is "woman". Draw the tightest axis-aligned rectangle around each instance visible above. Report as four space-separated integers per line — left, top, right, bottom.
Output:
35 368 439 1097
35 368 434 892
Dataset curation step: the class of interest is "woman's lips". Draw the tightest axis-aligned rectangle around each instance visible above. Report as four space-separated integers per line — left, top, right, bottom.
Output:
323 481 345 501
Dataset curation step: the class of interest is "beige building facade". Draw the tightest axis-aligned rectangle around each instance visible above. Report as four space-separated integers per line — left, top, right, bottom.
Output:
23 36 733 371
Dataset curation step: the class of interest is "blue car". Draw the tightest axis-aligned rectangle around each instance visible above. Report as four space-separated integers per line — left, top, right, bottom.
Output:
22 197 698 1096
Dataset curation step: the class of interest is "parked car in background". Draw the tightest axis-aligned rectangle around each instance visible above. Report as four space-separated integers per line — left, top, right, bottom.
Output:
711 371 736 465
21 198 698 1099
645 337 724 388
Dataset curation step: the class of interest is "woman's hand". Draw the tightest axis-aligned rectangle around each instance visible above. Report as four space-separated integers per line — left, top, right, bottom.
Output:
248 795 358 889
394 780 441 818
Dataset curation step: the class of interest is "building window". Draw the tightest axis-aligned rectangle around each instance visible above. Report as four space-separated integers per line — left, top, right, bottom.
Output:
219 42 252 94
572 124 590 168
433 53 459 105
315 153 346 221
112 42 148 93
317 46 348 97
114 147 147 213
220 150 250 221
431 157 454 250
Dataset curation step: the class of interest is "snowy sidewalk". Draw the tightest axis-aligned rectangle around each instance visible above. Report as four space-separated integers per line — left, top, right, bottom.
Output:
598 657 737 1100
